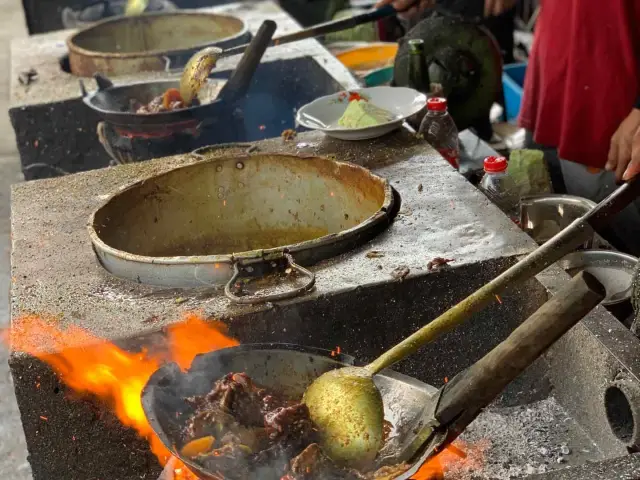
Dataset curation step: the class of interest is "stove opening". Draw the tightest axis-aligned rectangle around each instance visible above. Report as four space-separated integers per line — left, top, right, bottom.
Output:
59 54 71 74
605 384 635 444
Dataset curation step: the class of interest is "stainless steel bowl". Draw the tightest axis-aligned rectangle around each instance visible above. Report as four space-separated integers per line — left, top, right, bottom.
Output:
519 194 607 248
558 250 638 306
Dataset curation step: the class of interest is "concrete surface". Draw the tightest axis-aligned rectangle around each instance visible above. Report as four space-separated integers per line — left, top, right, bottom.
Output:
10 128 640 479
7 128 538 479
10 129 534 342
0 0 31 478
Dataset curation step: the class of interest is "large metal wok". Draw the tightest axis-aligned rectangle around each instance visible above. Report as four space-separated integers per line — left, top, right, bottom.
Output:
81 19 276 136
142 343 437 480
141 272 604 479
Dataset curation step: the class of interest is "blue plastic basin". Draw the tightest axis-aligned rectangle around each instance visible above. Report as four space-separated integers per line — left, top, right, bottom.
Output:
502 63 527 123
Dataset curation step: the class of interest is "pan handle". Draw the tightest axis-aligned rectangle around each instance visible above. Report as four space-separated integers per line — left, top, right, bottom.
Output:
93 73 114 91
224 253 315 305
434 271 605 439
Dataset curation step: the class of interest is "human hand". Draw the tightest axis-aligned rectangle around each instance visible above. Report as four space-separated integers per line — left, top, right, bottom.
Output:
375 0 436 22
624 122 640 181
607 108 640 182
484 0 517 17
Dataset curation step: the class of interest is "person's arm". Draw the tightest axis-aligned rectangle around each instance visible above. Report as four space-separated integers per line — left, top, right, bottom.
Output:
607 106 640 181
484 0 517 17
374 0 514 21
625 114 640 181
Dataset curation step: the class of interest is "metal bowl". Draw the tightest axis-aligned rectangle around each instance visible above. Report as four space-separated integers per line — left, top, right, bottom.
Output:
519 194 606 248
558 250 638 306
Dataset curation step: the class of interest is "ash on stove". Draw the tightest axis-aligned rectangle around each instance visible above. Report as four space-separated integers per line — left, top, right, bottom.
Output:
451 397 604 479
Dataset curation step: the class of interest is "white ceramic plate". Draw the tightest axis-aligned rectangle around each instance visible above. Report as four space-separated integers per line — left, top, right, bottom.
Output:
295 86 427 141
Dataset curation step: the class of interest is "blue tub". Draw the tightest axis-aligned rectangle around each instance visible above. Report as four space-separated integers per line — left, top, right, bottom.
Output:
502 63 527 123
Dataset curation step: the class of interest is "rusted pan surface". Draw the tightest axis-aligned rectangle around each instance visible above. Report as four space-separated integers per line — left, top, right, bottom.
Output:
89 153 397 287
67 11 250 77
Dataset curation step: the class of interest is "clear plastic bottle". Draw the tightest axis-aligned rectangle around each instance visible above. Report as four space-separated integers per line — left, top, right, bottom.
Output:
418 97 459 169
479 156 520 219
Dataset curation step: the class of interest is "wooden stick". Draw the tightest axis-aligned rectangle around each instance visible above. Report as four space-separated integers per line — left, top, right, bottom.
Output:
435 271 605 429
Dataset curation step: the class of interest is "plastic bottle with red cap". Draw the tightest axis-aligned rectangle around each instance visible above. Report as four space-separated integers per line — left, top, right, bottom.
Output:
418 97 460 169
479 156 520 219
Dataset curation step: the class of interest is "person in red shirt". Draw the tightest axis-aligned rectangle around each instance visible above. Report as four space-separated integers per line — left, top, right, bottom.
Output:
519 0 640 254
378 0 640 254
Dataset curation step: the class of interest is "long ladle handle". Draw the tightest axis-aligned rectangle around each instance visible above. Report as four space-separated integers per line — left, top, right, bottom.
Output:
435 270 605 434
366 176 640 375
217 20 277 104
222 4 400 57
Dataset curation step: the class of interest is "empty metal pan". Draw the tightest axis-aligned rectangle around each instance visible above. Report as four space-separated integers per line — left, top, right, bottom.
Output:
89 153 398 302
558 250 638 307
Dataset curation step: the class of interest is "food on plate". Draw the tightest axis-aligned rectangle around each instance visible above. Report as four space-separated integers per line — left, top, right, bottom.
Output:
338 99 394 129
181 372 410 480
131 88 199 114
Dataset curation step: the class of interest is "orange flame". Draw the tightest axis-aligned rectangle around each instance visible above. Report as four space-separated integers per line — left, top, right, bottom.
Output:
4 312 239 480
4 314 487 480
412 440 488 479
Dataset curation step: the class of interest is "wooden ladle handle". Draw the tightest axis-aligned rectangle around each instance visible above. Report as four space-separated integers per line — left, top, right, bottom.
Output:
435 271 605 431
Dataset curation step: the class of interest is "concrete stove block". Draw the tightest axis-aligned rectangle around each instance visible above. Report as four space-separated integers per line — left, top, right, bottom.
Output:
9 1 359 180
8 130 537 479
11 130 640 479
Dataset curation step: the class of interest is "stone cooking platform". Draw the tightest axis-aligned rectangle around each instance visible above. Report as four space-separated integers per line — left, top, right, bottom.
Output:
10 130 534 338
11 130 640 480
10 130 544 480
9 0 358 180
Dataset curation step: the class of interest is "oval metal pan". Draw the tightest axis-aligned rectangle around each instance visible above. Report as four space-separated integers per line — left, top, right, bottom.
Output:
88 153 399 288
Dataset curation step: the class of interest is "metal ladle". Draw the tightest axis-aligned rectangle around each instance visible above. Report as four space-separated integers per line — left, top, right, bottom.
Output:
303 176 640 469
178 3 414 105
178 19 277 106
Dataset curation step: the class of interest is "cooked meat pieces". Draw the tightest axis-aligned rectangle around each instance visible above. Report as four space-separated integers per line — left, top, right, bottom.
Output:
182 372 409 480
130 88 197 115
283 444 367 480
183 372 317 479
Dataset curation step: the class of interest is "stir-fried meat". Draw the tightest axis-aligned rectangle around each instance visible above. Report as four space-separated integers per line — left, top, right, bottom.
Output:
181 372 410 480
283 444 366 480
130 88 198 115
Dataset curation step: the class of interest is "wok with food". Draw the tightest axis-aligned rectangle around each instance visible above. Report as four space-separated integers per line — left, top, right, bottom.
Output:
142 272 605 480
81 75 225 133
141 344 437 480
80 20 276 134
